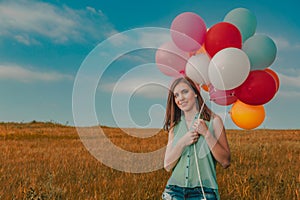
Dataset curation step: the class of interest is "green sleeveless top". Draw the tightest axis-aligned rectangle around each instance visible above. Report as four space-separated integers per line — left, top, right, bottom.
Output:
167 113 220 199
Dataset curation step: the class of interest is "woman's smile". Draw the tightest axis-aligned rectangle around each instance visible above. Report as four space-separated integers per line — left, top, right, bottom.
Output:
178 101 188 107
173 82 197 112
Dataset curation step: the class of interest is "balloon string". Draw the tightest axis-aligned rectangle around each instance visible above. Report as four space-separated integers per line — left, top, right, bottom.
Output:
194 100 207 200
210 93 235 101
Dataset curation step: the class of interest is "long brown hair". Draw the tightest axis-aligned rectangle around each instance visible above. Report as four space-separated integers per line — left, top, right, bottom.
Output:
163 76 213 131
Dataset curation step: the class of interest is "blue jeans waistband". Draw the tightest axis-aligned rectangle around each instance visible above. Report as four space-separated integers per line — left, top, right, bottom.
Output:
162 184 218 200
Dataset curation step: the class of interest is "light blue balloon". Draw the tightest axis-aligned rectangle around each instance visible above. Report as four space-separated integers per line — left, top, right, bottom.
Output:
224 8 257 42
242 34 277 70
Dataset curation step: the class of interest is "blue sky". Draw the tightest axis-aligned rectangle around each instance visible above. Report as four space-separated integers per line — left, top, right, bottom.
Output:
0 0 299 129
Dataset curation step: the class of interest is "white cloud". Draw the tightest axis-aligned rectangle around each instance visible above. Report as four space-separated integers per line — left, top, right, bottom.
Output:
99 63 173 100
86 6 97 14
0 0 117 45
0 64 73 82
275 72 300 98
278 68 300 77
106 27 170 50
100 76 169 99
108 32 130 46
278 72 300 88
14 34 41 46
273 37 300 51
277 90 300 98
104 29 171 65
137 31 171 48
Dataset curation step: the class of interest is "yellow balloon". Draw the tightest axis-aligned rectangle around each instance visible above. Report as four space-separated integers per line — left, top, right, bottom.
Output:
230 100 265 130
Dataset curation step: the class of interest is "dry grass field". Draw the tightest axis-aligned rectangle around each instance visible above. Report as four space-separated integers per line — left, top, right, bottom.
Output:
0 121 299 200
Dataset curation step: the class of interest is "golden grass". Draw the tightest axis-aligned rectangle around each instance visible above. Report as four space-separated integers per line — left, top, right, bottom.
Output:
0 122 299 199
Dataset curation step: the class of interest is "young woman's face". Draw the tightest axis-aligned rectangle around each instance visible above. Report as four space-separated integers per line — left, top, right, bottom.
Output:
173 81 197 113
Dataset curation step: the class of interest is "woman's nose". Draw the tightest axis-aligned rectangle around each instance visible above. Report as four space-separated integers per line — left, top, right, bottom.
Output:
178 94 184 100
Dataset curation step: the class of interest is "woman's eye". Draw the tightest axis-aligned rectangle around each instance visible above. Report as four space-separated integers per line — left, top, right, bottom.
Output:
183 89 188 94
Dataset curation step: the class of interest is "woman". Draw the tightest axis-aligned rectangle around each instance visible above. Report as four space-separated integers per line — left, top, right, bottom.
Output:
162 77 231 200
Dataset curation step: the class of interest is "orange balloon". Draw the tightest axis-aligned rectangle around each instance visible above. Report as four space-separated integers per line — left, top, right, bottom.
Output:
230 100 265 130
196 45 206 54
189 45 206 57
189 51 196 57
201 84 209 92
265 68 280 91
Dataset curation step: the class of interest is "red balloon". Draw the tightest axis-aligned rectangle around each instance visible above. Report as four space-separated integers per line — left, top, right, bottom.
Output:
235 70 277 105
264 68 280 91
204 22 242 57
209 84 237 106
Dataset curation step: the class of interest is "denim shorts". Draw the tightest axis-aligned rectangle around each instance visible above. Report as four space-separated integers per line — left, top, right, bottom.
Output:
162 185 217 200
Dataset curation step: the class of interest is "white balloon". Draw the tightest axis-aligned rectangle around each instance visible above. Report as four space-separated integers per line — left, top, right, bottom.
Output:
208 47 250 90
185 53 210 85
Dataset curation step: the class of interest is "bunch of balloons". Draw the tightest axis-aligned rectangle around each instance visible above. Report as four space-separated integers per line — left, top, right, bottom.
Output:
155 8 279 130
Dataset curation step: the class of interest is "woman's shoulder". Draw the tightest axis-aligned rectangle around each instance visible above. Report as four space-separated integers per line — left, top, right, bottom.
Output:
211 113 221 120
210 113 224 125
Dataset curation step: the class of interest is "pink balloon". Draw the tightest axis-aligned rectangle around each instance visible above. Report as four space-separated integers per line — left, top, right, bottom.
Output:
235 70 277 105
155 41 189 77
171 12 207 52
209 84 237 106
